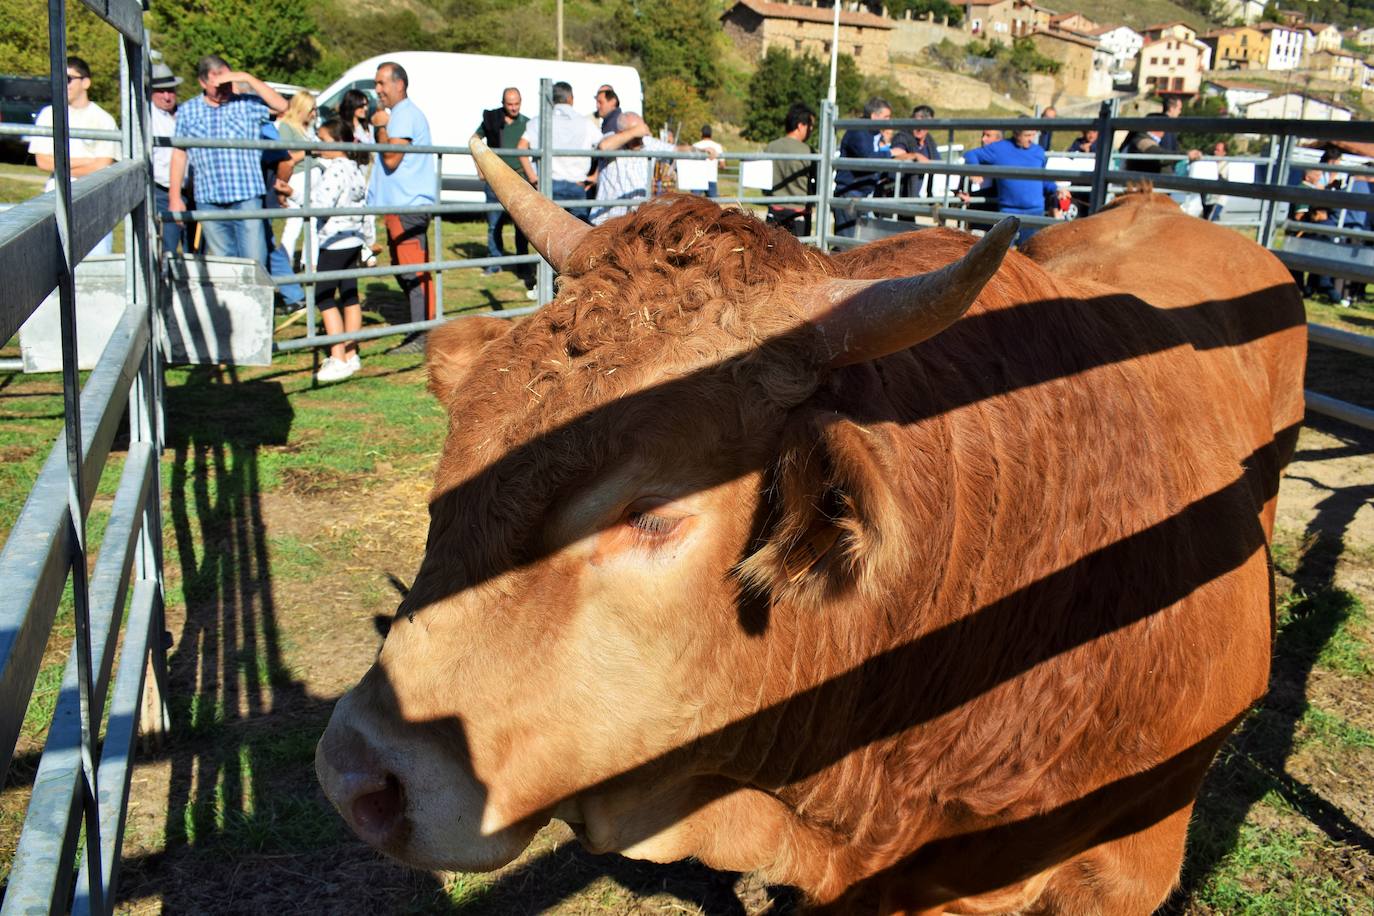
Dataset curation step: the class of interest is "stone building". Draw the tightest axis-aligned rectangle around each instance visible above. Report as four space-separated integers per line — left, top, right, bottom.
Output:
720 0 894 74
964 0 1050 41
1028 28 1114 99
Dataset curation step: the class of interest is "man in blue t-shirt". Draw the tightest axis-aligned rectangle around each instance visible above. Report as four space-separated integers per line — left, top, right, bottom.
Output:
834 97 895 238
962 128 1069 244
367 61 436 351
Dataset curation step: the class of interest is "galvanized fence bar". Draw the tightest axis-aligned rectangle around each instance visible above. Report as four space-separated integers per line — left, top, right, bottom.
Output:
0 161 145 344
4 442 154 913
536 77 553 306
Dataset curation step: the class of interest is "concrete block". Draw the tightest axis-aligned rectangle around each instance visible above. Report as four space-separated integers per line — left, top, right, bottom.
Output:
18 255 129 373
159 255 274 366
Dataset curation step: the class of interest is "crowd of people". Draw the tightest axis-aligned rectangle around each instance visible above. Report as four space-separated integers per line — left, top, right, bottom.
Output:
28 58 1373 382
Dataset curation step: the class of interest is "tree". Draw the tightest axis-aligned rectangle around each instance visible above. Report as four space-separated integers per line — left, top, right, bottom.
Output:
617 0 722 97
741 48 861 143
645 75 711 137
152 0 317 85
442 0 557 60
1177 94 1232 151
0 0 123 107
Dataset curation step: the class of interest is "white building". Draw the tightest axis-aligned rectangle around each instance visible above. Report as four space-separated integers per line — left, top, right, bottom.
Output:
1354 27 1374 48
1214 0 1266 24
1244 92 1353 121
1259 23 1305 70
1202 77 1271 114
1087 24 1144 71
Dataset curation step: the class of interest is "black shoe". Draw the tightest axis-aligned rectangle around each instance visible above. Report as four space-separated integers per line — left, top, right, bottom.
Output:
390 332 428 354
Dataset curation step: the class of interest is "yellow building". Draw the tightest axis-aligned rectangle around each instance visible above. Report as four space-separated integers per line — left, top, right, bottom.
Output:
1202 26 1266 70
720 0 895 75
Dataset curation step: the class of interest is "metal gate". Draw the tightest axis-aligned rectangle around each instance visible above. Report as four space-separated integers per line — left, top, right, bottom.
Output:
0 0 168 912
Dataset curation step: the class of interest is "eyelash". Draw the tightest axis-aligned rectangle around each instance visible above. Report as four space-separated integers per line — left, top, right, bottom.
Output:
627 510 678 545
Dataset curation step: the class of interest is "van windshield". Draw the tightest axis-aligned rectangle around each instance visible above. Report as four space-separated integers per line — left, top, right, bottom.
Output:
318 80 377 124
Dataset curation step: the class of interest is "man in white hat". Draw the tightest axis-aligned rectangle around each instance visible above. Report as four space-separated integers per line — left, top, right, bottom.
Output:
149 62 184 253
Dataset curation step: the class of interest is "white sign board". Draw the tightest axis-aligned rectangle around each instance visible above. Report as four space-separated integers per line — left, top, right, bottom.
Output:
675 158 716 192
740 159 774 191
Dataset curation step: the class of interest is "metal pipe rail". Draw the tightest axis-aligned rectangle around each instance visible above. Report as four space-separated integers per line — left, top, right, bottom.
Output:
0 1 167 913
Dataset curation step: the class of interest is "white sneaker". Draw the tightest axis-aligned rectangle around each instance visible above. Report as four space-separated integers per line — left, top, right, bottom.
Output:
525 288 538 301
345 353 361 372
316 356 356 382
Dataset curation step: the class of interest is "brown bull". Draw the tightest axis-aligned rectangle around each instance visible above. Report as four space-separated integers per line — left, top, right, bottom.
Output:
316 143 1306 914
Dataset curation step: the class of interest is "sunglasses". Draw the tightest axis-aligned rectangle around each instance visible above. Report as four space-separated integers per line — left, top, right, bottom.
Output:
66 73 84 83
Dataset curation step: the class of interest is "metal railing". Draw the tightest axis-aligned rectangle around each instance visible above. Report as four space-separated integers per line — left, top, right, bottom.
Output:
0 0 168 913
813 102 1374 432
153 78 823 351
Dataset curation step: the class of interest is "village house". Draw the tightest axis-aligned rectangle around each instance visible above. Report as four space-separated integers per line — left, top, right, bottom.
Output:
1308 49 1366 88
1244 91 1353 120
1087 24 1144 72
1028 27 1114 98
964 0 1051 40
1137 35 1208 97
1142 22 1198 44
1305 22 1344 54
1201 26 1267 70
719 0 894 74
1202 77 1272 114
1258 22 1307 70
1215 0 1267 25
1046 11 1096 34
1354 26 1374 47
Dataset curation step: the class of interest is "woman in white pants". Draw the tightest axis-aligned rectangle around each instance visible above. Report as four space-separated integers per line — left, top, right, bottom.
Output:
275 92 317 264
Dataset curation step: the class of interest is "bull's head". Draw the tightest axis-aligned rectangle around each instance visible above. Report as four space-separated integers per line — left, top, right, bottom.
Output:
316 139 1016 894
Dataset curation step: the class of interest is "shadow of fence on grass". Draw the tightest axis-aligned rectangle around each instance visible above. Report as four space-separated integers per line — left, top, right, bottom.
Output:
1165 413 1374 910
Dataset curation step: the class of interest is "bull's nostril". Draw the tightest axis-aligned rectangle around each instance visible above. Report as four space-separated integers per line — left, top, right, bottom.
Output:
352 772 404 839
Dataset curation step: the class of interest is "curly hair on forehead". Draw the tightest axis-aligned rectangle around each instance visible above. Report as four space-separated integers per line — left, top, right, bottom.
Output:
546 195 834 360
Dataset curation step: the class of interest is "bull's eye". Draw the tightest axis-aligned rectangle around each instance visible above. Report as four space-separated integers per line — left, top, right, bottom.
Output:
625 507 682 547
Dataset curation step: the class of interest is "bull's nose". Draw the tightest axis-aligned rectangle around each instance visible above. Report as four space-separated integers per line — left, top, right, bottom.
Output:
339 769 406 845
316 723 406 848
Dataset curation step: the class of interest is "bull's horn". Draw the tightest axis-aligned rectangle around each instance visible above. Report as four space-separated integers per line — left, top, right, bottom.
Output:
804 217 1018 368
469 136 590 273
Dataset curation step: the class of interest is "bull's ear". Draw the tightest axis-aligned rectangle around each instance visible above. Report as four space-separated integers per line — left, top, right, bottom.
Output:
426 316 514 403
737 411 909 608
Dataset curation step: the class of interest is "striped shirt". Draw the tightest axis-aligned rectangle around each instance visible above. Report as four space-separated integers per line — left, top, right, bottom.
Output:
590 137 673 226
173 93 272 204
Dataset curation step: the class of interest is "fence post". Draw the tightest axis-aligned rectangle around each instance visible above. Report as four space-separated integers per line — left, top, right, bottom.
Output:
536 77 553 305
1258 133 1292 249
45 0 103 908
1088 100 1112 214
433 154 444 318
815 99 836 250
304 158 316 341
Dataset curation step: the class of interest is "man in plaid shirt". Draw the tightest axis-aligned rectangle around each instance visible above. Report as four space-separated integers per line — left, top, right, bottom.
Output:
168 54 287 261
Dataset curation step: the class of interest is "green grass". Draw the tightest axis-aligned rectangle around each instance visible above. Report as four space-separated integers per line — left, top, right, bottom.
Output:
1192 821 1370 915
1277 586 1373 677
1297 706 1374 751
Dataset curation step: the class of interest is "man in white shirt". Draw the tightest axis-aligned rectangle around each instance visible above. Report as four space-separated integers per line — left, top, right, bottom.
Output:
28 55 120 253
591 112 713 226
148 63 184 253
517 81 602 223
690 124 724 198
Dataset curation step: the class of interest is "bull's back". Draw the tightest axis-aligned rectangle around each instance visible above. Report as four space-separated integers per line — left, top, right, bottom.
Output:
1022 192 1306 536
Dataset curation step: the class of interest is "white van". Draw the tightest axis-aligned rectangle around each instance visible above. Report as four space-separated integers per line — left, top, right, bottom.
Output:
315 52 643 200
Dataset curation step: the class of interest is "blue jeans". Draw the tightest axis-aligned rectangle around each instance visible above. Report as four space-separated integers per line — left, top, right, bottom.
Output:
552 179 591 224
154 184 183 254
262 191 304 305
834 189 872 238
198 197 267 263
